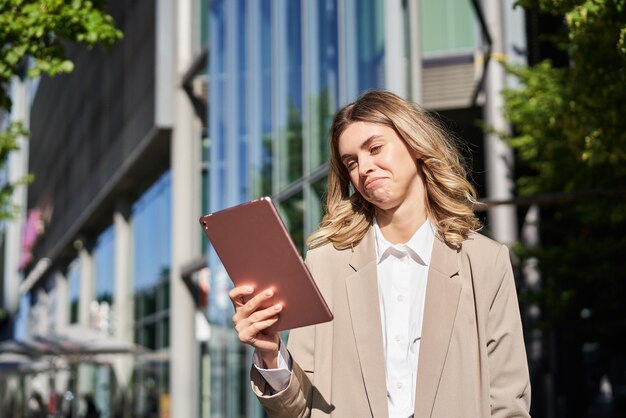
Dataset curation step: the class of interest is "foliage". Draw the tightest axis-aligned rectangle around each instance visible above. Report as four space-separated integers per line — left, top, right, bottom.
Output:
0 121 32 219
0 0 122 218
503 0 626 354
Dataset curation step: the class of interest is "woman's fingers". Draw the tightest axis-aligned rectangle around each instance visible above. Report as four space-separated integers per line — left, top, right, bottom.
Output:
229 285 282 352
234 303 282 334
238 313 281 346
232 287 277 322
229 285 254 307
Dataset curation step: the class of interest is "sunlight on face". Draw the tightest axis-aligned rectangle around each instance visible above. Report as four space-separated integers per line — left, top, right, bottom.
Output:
338 122 425 213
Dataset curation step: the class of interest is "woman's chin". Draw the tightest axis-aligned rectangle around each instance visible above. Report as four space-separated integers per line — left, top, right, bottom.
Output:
365 194 395 210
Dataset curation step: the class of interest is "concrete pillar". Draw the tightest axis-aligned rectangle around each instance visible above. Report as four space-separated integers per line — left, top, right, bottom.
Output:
407 0 423 104
483 0 518 244
3 77 29 315
52 269 71 402
76 239 94 327
76 238 95 397
384 0 407 96
170 0 201 416
113 201 133 391
54 269 69 332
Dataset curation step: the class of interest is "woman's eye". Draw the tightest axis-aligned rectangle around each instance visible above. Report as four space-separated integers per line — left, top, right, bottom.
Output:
346 161 357 170
370 145 382 154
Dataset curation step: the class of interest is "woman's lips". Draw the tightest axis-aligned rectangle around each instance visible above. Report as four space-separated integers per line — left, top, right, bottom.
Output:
364 177 385 190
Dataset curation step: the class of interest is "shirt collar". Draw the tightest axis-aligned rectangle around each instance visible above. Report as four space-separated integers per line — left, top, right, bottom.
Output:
373 218 435 266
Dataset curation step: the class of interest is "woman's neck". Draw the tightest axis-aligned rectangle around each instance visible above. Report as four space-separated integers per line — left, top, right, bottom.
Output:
375 204 427 244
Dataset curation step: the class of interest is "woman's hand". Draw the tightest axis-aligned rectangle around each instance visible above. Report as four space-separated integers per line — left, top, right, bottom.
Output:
230 285 283 368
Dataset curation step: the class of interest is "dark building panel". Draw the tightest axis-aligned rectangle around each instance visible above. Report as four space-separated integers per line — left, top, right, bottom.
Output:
28 0 168 267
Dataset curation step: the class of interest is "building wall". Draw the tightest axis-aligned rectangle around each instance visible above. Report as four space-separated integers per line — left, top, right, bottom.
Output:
28 0 167 266
12 0 192 417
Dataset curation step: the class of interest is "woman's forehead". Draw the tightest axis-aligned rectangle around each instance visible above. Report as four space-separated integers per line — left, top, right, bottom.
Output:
337 122 399 151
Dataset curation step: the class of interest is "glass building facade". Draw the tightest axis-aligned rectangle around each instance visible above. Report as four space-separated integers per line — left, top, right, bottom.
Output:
131 170 172 418
203 0 480 416
204 1 389 416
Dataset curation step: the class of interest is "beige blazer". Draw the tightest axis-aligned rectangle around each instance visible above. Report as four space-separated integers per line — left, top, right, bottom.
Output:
252 228 531 417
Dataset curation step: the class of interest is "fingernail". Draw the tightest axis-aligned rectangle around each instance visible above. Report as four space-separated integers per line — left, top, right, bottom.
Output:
265 289 273 297
245 286 254 293
274 304 282 312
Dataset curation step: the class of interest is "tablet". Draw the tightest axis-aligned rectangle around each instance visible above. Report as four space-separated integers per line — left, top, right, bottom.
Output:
199 197 333 331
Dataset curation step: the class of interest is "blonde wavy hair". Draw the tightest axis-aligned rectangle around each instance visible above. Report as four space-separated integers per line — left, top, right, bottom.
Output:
306 90 481 250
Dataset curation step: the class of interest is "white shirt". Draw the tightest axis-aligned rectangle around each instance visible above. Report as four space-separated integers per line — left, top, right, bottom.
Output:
374 219 434 418
255 219 435 418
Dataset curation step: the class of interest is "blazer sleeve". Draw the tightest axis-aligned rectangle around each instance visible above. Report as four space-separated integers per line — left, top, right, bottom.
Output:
250 252 319 418
487 244 532 417
250 353 313 418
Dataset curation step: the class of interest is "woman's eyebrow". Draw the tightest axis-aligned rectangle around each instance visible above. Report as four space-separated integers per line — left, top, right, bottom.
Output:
340 135 383 161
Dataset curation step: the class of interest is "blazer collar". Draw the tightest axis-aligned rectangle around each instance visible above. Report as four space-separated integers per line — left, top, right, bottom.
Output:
414 236 462 417
345 228 389 418
344 229 462 418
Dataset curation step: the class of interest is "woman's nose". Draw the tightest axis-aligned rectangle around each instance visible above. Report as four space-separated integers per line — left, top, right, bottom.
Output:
358 156 375 177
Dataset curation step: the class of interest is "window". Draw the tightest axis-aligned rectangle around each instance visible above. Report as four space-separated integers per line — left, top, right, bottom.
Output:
420 0 477 56
93 225 115 334
131 171 171 418
132 171 171 349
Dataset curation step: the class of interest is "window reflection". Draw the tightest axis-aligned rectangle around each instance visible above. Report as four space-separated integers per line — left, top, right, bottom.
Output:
352 0 386 92
310 176 329 235
131 171 171 418
93 225 115 334
278 191 305 254
132 171 172 292
307 0 339 166
279 0 303 188
420 0 477 55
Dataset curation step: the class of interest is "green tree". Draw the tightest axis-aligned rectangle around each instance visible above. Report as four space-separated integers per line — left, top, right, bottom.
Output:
0 0 122 218
502 0 626 413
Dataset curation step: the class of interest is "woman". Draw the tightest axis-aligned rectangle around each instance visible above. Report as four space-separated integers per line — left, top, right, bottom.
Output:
230 90 531 417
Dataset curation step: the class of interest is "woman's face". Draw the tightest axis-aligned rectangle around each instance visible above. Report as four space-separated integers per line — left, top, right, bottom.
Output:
337 121 425 212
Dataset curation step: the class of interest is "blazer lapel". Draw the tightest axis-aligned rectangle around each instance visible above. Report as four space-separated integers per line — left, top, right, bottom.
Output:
414 236 462 417
345 228 389 418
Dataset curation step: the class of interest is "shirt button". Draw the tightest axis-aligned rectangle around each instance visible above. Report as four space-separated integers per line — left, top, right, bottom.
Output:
396 382 403 389
397 295 405 302
394 335 401 342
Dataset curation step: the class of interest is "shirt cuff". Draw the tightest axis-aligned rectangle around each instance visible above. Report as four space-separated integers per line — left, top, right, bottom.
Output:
252 340 292 393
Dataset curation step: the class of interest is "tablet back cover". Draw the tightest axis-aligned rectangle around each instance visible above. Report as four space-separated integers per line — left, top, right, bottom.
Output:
199 197 333 331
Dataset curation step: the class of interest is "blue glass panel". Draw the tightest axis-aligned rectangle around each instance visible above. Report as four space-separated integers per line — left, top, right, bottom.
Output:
210 0 226 73
93 225 115 302
132 171 172 291
356 0 385 91
286 0 303 114
281 0 303 186
14 295 30 340
209 0 228 212
315 0 339 166
260 0 273 196
261 0 272 134
319 0 339 94
238 0 248 201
